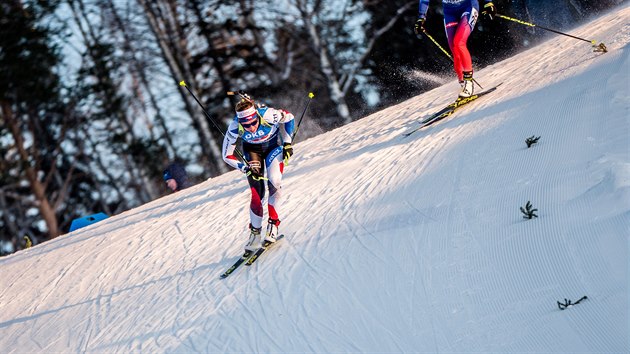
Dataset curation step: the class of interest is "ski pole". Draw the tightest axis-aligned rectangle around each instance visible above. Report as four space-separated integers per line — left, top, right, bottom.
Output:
180 81 266 181
280 92 315 167
422 29 484 89
494 13 607 53
291 92 315 142
180 81 230 140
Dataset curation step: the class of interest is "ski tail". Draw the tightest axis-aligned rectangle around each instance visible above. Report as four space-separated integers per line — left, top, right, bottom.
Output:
403 83 502 137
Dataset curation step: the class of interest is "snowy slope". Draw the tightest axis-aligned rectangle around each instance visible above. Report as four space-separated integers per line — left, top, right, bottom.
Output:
1 7 628 353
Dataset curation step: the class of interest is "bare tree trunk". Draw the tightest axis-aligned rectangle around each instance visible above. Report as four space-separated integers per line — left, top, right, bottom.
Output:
79 125 130 214
340 1 416 94
71 0 159 202
138 0 227 174
0 190 20 239
294 0 413 125
105 1 178 158
2 101 60 238
297 3 352 123
188 0 233 98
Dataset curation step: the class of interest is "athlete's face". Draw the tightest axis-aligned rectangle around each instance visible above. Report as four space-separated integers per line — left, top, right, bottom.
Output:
165 178 178 192
240 113 259 133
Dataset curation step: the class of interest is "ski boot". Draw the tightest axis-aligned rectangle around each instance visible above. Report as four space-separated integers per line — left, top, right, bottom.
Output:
264 218 281 244
244 224 262 252
459 71 474 99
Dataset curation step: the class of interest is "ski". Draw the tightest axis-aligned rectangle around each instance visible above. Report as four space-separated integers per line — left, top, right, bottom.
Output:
220 250 255 279
421 86 498 128
245 234 285 266
403 84 502 137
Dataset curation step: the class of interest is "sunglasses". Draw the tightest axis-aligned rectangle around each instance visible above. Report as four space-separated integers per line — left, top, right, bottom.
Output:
240 115 258 128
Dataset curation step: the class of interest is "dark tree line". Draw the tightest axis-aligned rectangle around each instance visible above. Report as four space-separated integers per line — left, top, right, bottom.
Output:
0 0 622 255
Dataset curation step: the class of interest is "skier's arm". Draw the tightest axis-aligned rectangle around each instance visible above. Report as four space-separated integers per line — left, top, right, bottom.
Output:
418 0 430 19
278 109 295 144
414 0 430 35
222 120 247 171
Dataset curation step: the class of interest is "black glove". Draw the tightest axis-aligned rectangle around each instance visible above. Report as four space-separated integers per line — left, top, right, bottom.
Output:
483 2 496 20
244 162 263 180
245 167 263 180
414 18 426 37
282 143 293 164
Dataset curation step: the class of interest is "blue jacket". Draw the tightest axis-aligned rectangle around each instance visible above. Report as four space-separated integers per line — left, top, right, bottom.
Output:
163 163 191 191
418 0 492 19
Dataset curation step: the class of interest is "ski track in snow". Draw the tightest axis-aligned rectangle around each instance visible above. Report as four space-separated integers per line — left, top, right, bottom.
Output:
0 6 629 353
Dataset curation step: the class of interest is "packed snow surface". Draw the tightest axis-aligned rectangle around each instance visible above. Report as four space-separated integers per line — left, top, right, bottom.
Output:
1 7 628 353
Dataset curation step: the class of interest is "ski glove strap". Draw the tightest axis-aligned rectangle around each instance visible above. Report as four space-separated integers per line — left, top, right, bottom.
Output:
283 143 293 164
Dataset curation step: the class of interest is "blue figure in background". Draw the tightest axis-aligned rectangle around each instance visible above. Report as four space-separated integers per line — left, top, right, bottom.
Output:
163 162 191 192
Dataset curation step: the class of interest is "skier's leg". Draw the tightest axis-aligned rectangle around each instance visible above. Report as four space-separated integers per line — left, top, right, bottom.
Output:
444 19 463 81
241 150 266 251
245 150 266 229
264 146 284 241
452 12 477 76
444 3 479 82
265 146 284 221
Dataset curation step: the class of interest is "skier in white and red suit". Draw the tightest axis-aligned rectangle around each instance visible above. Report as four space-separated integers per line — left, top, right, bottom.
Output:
222 98 295 252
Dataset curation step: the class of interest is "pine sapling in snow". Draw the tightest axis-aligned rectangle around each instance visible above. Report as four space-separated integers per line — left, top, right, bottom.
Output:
557 296 588 310
526 135 541 148
520 201 538 219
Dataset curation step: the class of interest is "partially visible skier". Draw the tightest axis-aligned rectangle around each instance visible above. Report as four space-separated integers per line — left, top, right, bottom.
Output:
222 97 295 252
163 162 191 192
414 0 496 98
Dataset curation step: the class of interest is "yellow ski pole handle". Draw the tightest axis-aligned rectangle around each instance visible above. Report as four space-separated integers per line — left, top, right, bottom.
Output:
291 92 315 142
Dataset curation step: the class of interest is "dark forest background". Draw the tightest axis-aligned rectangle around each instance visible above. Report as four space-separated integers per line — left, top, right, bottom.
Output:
0 0 624 255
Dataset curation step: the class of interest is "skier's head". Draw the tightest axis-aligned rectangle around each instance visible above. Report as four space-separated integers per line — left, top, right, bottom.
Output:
236 100 259 133
163 162 189 192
